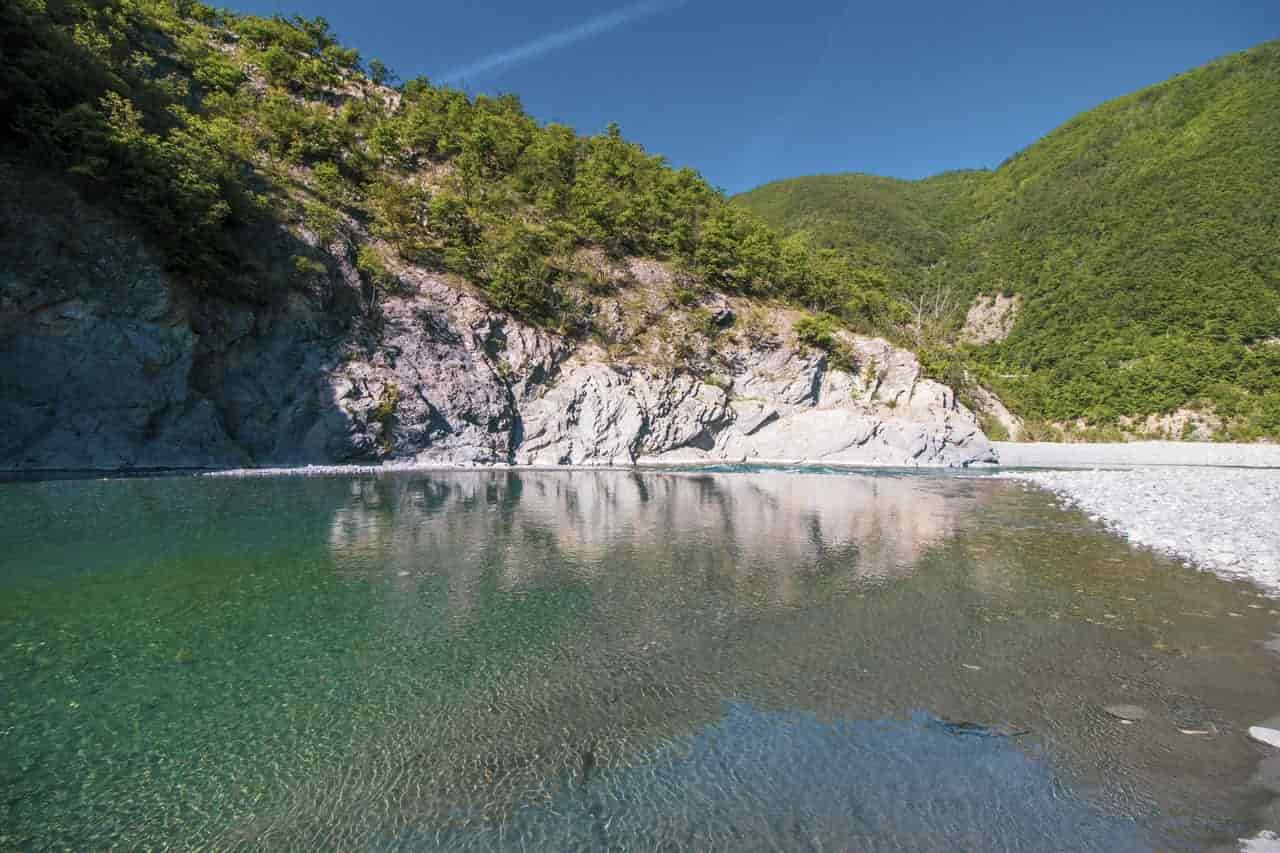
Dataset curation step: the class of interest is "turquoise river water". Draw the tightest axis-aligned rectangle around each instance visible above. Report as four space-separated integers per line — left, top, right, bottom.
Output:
2 468 1280 850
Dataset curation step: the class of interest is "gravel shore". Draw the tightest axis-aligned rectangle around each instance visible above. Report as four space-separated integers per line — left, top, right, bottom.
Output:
995 440 1280 469
1003 467 1280 595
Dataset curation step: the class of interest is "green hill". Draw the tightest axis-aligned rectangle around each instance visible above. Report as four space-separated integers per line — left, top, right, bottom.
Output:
730 170 986 293
737 42 1280 439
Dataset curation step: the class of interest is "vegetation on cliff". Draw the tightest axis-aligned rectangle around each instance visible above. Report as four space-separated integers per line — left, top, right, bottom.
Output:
737 41 1280 439
0 0 903 340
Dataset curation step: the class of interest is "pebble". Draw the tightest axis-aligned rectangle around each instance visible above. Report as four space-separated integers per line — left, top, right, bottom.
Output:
1239 830 1280 852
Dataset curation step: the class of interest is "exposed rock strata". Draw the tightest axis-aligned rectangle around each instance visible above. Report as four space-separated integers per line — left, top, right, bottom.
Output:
0 167 995 471
515 339 992 466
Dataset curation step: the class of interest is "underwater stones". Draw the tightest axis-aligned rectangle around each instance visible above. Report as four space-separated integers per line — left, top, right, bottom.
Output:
930 718 1030 738
1103 704 1149 722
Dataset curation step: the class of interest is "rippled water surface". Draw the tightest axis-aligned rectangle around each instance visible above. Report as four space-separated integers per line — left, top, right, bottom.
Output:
3 469 1280 850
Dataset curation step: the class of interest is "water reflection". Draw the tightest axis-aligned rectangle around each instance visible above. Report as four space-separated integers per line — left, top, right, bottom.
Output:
327 471 977 610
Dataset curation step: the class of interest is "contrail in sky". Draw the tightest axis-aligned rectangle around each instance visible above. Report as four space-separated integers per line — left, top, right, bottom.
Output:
437 0 683 85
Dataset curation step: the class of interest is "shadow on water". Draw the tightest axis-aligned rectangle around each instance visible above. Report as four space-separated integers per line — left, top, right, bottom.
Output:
2 470 1279 849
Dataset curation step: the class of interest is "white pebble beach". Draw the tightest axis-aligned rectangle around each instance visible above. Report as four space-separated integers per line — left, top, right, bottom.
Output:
996 442 1280 595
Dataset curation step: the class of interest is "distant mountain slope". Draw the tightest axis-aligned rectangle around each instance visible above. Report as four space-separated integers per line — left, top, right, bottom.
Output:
737 41 1280 439
733 171 985 293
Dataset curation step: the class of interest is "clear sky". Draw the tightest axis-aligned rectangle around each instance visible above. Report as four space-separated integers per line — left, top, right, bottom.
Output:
225 0 1277 194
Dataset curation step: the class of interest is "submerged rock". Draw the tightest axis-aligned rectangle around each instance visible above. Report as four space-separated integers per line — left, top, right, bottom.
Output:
1103 704 1149 721
929 717 1031 738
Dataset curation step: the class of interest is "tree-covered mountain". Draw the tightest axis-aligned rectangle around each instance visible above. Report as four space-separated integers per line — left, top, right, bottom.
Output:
4 0 1274 445
0 0 906 333
737 42 1280 440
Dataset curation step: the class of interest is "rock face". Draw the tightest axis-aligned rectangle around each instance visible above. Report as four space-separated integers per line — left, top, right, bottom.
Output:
516 339 993 467
967 383 1024 441
961 293 1019 345
0 166 995 471
0 166 250 470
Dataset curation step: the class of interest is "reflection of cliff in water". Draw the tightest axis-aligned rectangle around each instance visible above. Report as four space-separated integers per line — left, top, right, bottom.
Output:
284 471 998 848
221 470 1280 851
326 471 982 612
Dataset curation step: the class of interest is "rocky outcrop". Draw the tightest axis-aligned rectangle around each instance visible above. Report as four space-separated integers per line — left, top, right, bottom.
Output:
961 293 1019 345
516 338 993 467
0 165 995 471
0 165 250 470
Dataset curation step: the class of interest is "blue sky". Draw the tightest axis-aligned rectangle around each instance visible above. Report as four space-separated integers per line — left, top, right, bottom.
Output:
226 0 1277 193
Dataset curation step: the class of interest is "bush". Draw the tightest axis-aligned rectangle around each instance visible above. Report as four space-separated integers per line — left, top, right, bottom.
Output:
483 224 561 319
292 254 327 280
795 314 857 372
979 415 1010 441
303 200 341 243
355 245 397 292
916 344 968 392
794 314 839 350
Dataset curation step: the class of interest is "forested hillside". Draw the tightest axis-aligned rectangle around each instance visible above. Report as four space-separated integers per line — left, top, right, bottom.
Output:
738 41 1280 440
0 0 905 335
6 0 1275 441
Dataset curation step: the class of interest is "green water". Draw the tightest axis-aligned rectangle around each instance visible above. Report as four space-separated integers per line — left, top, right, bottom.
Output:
2 469 1279 850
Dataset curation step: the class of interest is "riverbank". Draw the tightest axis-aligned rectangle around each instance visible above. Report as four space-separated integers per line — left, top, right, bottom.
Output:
1002 468 1280 596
